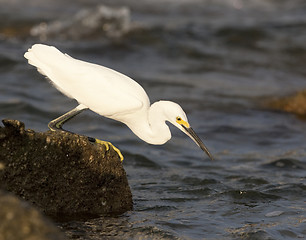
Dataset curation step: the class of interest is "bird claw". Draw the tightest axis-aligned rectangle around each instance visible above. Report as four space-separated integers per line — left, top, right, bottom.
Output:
94 139 124 161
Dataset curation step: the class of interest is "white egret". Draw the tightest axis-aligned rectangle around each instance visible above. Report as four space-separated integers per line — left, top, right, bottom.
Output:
24 44 213 161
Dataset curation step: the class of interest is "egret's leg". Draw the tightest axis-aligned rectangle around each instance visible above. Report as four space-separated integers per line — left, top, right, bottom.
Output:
48 104 88 132
49 104 124 161
88 137 124 161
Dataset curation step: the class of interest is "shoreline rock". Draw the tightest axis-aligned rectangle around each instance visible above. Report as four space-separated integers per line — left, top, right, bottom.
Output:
0 190 65 240
264 90 306 119
0 119 133 218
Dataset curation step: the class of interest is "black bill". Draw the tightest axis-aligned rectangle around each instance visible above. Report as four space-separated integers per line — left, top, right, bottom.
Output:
182 125 214 160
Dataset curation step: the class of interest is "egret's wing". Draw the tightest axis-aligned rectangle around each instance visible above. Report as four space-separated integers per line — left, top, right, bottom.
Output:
24 44 150 116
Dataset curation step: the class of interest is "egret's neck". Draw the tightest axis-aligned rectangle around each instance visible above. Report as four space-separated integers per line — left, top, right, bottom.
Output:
126 101 171 145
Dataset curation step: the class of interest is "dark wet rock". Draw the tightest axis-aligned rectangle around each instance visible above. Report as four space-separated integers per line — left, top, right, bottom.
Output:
0 119 133 217
0 189 65 240
264 90 306 118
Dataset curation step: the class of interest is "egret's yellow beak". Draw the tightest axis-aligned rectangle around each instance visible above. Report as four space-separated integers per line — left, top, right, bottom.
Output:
176 118 213 160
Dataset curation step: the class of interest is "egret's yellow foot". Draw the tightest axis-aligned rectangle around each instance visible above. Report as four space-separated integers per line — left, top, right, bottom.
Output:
95 139 124 161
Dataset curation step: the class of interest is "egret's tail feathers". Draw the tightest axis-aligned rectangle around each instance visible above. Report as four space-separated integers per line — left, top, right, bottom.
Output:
24 44 65 77
24 44 76 99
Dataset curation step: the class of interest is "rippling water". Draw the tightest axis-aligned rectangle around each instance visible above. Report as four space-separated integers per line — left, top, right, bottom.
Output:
1 0 306 239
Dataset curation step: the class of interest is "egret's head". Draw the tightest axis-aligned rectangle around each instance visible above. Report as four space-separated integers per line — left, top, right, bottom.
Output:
165 102 213 160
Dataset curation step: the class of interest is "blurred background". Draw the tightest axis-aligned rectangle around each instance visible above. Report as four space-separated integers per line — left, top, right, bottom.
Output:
1 0 306 239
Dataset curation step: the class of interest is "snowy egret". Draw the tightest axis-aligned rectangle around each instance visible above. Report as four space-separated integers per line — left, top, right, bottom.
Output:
24 44 213 161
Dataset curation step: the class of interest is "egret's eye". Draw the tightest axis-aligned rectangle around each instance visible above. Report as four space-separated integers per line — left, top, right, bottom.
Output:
176 116 190 128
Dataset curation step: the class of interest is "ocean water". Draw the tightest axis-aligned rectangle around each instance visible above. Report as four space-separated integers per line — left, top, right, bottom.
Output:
1 0 306 239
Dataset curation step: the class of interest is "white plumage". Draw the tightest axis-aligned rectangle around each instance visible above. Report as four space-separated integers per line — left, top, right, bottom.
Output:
25 44 148 117
25 44 213 159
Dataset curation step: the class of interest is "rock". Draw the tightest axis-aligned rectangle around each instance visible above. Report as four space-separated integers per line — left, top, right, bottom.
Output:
0 119 133 217
264 90 306 118
0 190 65 240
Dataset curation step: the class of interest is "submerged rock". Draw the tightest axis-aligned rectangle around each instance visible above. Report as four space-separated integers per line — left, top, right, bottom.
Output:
0 190 65 240
264 90 306 118
0 119 132 217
